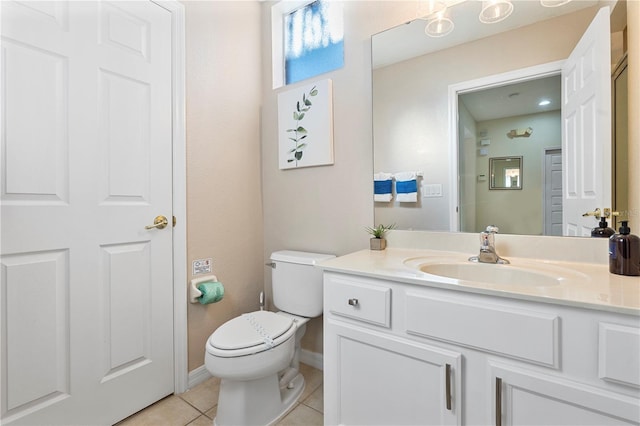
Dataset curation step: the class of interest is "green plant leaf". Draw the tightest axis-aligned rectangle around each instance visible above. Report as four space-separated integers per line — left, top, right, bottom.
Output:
296 101 301 112
288 137 297 142
299 135 307 140
293 111 300 120
295 151 303 160
286 128 296 133
310 88 318 96
365 223 396 238
287 159 294 163
305 99 312 106
297 127 307 134
297 112 305 120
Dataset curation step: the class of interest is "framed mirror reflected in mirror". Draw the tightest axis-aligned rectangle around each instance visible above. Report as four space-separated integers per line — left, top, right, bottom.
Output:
372 0 629 237
490 157 522 190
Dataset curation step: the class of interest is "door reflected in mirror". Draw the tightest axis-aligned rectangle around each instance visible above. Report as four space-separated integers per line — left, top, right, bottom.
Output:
490 157 522 190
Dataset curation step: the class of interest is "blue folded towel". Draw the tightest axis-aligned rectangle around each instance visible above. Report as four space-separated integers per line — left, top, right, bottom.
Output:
374 180 393 194
374 172 393 202
395 172 418 202
396 180 417 194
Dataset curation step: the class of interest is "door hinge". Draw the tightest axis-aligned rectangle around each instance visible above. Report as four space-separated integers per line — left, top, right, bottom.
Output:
173 216 177 227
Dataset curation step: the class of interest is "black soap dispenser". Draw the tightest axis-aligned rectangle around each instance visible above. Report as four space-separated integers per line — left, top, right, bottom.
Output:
609 221 640 276
592 217 615 238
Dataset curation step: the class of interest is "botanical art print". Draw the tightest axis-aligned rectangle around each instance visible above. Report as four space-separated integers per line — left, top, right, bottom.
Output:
278 79 334 170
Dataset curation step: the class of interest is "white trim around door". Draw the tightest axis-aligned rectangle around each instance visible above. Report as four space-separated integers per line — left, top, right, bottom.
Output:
153 0 188 394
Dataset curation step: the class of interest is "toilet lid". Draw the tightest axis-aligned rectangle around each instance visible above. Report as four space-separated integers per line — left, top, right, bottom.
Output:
209 311 294 352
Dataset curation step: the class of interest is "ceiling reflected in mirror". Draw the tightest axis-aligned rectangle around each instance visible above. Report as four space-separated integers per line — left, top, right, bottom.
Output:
373 0 599 69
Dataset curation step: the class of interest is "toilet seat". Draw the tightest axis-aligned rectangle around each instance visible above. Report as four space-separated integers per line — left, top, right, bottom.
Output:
207 311 296 358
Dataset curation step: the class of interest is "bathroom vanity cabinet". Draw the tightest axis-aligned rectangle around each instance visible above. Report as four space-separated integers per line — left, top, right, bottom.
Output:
323 271 640 425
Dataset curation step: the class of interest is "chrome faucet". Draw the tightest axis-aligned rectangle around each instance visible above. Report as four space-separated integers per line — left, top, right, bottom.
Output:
469 225 510 264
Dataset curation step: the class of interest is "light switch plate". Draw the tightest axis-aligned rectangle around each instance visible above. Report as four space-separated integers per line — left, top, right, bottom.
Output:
422 183 443 198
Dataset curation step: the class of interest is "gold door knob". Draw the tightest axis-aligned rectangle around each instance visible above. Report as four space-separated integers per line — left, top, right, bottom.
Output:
145 215 169 230
604 208 620 218
582 208 601 217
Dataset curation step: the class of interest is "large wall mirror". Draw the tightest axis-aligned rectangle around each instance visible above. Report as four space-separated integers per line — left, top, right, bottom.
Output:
372 0 629 237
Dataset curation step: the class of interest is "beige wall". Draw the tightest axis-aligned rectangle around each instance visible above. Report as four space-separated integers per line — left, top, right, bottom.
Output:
184 1 264 371
473 111 561 235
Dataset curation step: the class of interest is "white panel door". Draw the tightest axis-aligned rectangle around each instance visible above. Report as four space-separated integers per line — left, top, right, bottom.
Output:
1 1 174 425
544 149 563 236
562 6 611 236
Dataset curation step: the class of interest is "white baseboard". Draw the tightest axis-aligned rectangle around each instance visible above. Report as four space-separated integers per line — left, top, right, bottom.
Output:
300 349 323 371
187 349 322 391
187 365 212 390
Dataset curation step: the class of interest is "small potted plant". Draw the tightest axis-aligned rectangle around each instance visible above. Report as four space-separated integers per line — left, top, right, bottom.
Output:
366 224 396 250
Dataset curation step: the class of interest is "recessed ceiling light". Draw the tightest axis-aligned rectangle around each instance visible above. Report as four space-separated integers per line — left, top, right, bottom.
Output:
538 99 551 106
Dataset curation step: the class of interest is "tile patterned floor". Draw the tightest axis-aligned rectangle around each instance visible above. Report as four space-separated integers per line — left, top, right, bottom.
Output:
116 364 323 426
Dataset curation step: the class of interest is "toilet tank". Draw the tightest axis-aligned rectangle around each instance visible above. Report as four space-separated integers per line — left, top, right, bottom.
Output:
270 250 335 317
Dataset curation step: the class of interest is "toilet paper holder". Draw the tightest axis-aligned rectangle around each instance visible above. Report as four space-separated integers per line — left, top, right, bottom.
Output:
190 274 218 303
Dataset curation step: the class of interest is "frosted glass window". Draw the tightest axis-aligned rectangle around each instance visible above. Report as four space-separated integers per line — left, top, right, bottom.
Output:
284 0 343 85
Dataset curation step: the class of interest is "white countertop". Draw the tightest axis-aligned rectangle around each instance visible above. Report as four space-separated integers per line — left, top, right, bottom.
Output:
318 248 640 315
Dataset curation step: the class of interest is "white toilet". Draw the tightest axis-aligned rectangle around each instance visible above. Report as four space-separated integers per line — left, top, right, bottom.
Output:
205 250 334 426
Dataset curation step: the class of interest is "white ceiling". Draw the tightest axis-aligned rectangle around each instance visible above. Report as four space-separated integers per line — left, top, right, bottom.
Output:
459 74 561 121
372 0 608 69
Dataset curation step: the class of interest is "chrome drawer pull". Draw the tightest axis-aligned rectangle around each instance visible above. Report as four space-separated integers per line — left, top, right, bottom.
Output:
348 298 359 307
445 363 452 411
496 377 502 426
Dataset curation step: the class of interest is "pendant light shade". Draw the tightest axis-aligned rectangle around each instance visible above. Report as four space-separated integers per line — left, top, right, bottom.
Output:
425 13 454 37
479 0 514 24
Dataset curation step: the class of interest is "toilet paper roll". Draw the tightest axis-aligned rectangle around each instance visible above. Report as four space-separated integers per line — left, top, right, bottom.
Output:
196 281 224 305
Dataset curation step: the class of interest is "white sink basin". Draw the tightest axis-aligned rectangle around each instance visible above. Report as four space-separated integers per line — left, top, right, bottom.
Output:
404 256 586 287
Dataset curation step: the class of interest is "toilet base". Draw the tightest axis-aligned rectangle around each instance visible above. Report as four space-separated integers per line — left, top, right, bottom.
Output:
213 372 305 426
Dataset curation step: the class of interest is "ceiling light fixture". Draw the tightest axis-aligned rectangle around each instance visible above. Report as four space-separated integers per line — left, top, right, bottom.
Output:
507 127 533 139
538 99 551 106
540 0 572 7
479 0 514 24
425 11 455 37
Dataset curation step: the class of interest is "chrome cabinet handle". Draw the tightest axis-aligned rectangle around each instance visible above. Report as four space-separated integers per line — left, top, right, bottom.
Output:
496 377 502 426
145 215 169 230
445 363 452 411
348 298 359 307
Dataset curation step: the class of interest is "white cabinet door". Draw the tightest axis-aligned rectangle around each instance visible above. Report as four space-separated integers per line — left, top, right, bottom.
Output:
491 362 640 426
324 320 462 426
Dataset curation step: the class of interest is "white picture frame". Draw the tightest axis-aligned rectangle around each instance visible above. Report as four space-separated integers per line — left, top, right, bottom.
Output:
277 79 334 169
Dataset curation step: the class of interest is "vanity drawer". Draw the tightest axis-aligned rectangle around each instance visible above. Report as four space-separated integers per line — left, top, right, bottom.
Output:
599 322 640 388
325 275 391 328
405 291 559 367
